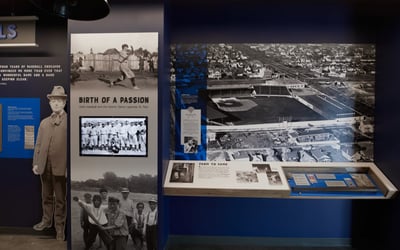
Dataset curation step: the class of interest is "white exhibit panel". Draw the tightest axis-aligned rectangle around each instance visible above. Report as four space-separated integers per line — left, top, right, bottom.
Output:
164 160 290 197
164 160 397 199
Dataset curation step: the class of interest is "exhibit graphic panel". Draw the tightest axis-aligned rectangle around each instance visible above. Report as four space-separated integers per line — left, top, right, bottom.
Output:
0 16 38 47
0 12 69 234
69 32 158 250
170 43 375 163
164 161 397 199
79 116 148 157
164 160 290 197
0 98 40 158
281 162 397 198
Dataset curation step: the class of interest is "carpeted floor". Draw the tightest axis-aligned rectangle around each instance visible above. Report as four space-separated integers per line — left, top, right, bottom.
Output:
0 234 66 250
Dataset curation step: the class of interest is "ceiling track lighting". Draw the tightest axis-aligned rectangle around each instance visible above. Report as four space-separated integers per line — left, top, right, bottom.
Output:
29 0 110 21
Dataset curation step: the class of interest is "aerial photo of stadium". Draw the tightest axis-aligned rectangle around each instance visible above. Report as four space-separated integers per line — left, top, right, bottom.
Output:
171 43 375 163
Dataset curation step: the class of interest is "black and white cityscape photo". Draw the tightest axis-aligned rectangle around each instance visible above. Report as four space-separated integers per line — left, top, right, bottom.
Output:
171 43 375 163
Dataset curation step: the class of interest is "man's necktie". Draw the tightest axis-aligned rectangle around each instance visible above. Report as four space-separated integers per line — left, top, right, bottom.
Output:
51 113 62 125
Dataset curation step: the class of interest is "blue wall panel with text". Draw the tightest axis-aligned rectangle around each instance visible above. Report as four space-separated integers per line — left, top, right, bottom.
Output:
0 98 40 159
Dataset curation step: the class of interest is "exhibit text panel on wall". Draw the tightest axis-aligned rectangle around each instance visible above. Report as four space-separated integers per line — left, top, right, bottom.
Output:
0 16 38 47
164 161 397 199
0 98 40 158
0 16 65 160
69 32 159 250
0 14 69 235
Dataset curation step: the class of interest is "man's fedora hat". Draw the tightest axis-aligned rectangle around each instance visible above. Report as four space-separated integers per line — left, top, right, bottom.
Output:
47 85 67 99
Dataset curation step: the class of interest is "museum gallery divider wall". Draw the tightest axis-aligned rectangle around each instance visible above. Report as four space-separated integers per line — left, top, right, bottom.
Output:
0 1 166 249
1 1 400 250
68 2 163 249
0 12 68 228
164 0 400 249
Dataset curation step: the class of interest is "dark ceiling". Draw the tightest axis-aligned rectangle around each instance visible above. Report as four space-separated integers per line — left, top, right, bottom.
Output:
0 0 162 17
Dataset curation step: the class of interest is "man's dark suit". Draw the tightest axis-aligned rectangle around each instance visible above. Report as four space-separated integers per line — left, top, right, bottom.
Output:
33 111 67 237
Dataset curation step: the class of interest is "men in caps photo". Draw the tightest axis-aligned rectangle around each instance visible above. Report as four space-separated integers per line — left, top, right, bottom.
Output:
74 194 110 250
132 202 146 250
146 197 158 250
32 85 67 241
102 196 129 250
119 187 136 245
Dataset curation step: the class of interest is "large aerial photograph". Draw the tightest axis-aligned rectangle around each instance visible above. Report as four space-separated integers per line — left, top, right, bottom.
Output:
171 43 375 163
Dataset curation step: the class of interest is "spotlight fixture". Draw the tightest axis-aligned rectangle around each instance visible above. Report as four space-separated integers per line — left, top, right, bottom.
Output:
30 0 110 21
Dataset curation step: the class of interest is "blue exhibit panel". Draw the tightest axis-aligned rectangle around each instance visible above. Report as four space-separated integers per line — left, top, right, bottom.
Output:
174 44 208 160
0 98 40 159
287 172 385 198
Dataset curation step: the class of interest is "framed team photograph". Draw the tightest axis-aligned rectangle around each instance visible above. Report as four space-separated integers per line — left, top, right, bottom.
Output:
79 116 148 157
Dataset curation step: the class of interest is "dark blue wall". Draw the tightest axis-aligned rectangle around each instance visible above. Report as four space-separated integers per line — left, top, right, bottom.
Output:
0 14 68 227
163 0 400 248
168 197 352 238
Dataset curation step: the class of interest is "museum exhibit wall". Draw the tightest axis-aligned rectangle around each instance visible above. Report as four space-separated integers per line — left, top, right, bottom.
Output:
0 12 68 227
68 1 165 249
1 0 400 249
164 0 400 249
0 0 167 247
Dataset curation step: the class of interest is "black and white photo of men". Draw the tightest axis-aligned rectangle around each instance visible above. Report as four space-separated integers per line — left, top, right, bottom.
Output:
183 136 198 154
169 162 195 183
80 117 148 156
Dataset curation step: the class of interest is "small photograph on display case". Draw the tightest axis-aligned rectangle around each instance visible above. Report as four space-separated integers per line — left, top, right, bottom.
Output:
169 162 195 183
267 171 283 185
183 136 199 154
236 170 259 183
79 116 148 157
252 163 271 173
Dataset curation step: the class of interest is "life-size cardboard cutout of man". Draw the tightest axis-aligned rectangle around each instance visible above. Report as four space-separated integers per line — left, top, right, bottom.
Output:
32 85 67 241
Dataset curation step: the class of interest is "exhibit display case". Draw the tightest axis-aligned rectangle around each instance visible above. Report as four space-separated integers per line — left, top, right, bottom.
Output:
163 0 400 249
282 162 397 198
164 161 397 199
165 41 397 200
164 160 290 197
